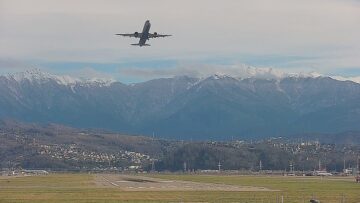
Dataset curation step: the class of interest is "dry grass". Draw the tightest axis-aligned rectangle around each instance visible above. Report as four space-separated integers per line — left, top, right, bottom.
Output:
0 173 359 202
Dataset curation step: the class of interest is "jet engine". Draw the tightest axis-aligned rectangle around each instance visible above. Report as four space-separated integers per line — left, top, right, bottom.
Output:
134 32 139 37
154 32 158 36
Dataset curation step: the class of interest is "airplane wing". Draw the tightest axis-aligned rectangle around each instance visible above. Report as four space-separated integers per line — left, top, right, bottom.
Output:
115 33 142 38
148 33 172 38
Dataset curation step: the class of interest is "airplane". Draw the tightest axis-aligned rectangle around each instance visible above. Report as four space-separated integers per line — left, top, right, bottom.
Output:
314 170 333 176
115 20 171 46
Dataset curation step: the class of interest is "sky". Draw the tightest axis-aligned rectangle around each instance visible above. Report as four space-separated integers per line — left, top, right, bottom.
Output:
1 0 360 83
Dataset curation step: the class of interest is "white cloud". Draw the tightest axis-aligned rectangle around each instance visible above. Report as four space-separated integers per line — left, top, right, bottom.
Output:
57 67 115 81
117 63 322 81
56 63 360 84
330 75 360 84
0 58 38 74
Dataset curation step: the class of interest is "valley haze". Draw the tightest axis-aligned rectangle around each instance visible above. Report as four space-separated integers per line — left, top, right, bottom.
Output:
1 68 360 140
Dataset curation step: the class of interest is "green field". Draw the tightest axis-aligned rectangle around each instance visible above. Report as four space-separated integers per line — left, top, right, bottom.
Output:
0 173 359 203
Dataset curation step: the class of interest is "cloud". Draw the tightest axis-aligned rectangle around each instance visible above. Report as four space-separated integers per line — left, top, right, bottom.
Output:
2 61 360 84
0 58 37 74
51 62 360 84
0 0 359 75
330 75 360 84
117 63 322 81
57 67 115 80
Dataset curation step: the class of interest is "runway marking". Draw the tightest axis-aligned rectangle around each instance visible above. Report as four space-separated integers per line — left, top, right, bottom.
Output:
96 175 278 191
101 176 119 187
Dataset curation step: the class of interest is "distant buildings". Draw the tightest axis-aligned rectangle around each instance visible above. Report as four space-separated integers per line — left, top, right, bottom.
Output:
0 169 49 176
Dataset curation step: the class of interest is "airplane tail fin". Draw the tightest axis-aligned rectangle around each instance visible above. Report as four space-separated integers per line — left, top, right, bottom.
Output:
131 43 150 46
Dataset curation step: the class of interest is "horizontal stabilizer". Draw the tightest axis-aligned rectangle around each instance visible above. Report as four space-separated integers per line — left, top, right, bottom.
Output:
131 43 150 46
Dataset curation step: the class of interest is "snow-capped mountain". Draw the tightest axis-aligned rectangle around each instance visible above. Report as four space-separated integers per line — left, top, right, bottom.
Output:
194 65 357 84
1 68 360 140
5 68 115 87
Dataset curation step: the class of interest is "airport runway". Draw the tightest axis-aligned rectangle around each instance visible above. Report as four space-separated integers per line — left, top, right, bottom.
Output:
95 174 276 191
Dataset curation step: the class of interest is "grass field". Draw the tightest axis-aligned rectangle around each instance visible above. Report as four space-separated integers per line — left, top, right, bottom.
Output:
0 173 359 203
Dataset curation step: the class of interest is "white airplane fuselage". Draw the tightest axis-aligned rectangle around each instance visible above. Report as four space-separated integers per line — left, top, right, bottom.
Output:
138 20 151 46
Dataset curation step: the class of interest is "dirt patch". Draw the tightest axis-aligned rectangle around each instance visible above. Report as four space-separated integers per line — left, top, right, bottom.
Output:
95 174 277 192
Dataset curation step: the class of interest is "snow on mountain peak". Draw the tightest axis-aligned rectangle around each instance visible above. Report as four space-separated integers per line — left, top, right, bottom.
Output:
210 74 230 80
6 68 115 87
236 66 323 80
81 77 116 86
200 66 360 85
8 68 53 82
200 66 322 82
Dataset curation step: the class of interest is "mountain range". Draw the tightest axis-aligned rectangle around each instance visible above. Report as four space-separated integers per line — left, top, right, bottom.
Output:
1 68 360 140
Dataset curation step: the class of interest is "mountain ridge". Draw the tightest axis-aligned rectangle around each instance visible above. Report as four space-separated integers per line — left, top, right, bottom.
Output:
4 68 116 87
1 68 360 140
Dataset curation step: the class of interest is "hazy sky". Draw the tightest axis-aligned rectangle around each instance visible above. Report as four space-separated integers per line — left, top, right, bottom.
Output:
1 0 359 82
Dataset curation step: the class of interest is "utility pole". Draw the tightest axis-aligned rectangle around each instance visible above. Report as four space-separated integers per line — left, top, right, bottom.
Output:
259 160 262 172
357 155 360 176
151 160 155 172
218 161 221 173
